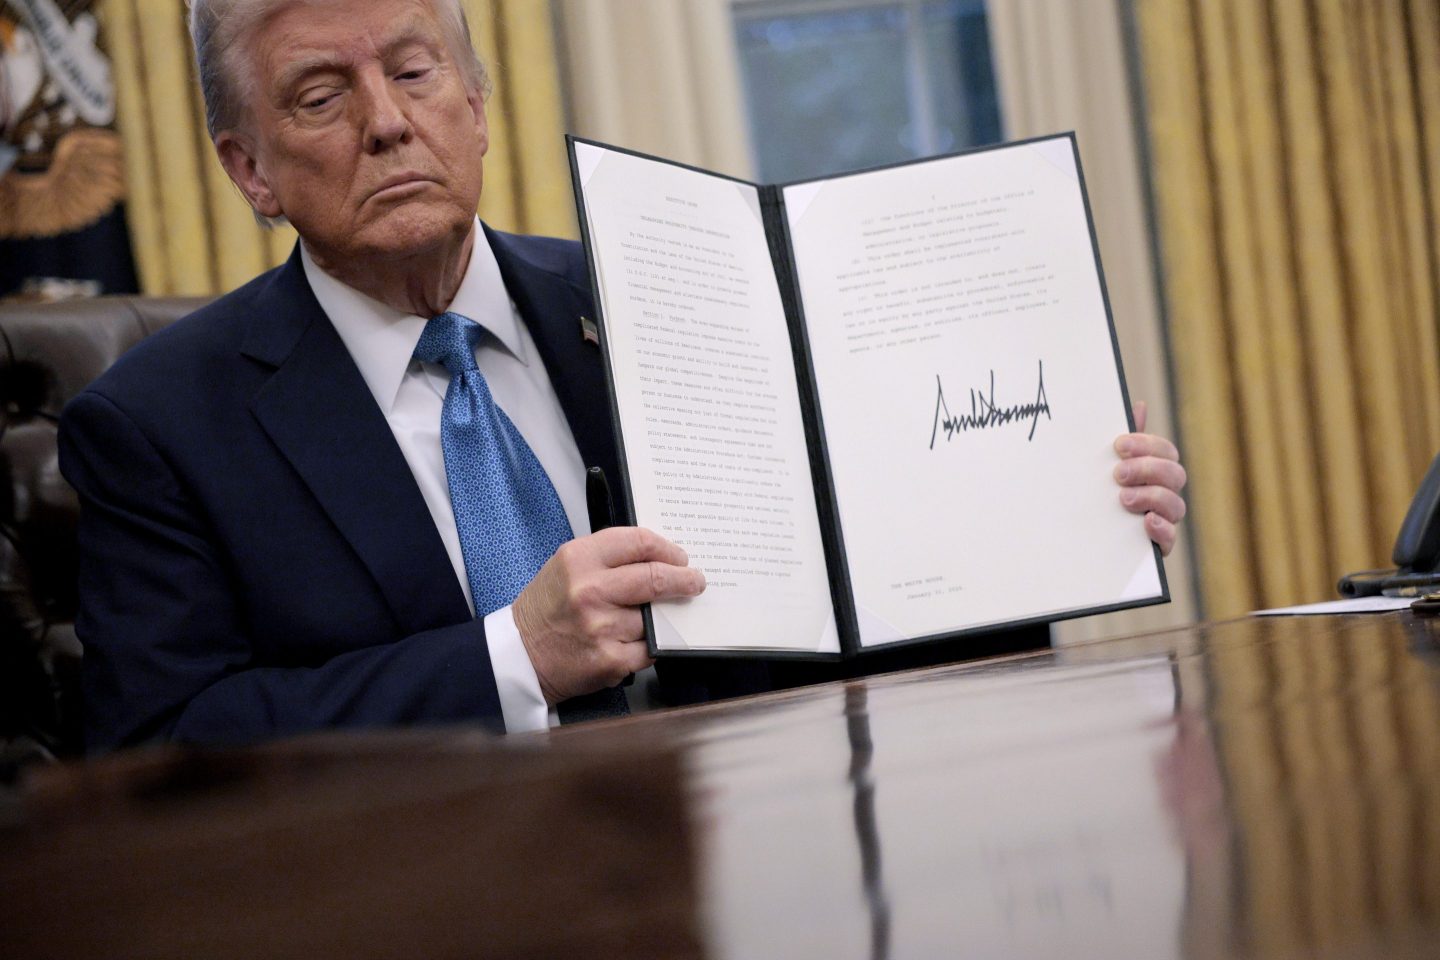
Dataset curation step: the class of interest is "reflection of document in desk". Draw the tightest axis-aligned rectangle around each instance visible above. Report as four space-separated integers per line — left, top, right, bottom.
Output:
696 659 1187 959
570 135 1167 659
866 658 1186 958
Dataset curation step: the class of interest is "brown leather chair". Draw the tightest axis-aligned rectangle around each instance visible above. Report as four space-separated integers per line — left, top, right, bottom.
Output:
1 296 208 771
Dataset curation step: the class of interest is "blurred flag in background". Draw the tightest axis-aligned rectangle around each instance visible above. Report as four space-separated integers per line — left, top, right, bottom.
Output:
0 0 136 301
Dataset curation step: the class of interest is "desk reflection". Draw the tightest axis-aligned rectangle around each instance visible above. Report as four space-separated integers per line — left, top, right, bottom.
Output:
1197 615 1440 959
657 612 1440 959
686 655 1189 959
846 685 892 960
6 612 1440 959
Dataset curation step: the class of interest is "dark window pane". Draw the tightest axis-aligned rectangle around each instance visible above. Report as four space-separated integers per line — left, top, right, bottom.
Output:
922 0 1002 151
736 6 913 183
734 0 1003 183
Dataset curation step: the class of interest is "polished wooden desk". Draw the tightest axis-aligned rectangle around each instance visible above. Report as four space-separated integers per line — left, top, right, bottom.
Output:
4 611 1440 959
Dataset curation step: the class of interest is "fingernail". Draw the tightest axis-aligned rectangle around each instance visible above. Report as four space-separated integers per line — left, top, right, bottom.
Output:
1115 464 1132 482
1115 439 1135 456
1121 489 1139 506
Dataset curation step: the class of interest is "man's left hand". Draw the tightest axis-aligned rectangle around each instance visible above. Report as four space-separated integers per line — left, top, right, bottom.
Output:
1113 400 1187 557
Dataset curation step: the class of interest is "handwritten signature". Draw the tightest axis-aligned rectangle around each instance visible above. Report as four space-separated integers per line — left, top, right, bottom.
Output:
929 360 1052 448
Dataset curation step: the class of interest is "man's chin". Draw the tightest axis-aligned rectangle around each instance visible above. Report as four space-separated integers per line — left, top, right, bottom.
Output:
318 206 476 264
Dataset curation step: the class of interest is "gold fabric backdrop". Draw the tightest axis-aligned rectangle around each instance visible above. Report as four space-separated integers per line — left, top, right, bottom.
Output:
1136 0 1440 616
101 0 574 297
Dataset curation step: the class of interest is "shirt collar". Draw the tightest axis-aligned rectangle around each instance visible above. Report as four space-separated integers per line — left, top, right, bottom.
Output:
300 218 529 414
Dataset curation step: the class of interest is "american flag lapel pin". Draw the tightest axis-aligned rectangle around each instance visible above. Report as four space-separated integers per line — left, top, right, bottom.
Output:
580 315 600 346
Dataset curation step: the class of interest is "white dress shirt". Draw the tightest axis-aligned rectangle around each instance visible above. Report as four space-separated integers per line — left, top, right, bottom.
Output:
301 222 586 732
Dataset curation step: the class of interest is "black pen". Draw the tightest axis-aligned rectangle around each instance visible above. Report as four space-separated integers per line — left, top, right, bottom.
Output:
585 466 634 688
586 466 615 534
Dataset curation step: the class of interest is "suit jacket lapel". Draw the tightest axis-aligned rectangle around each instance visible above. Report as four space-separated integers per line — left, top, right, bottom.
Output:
486 226 623 507
240 250 471 633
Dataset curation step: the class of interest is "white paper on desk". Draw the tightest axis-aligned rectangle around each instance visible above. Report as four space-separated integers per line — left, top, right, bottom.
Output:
574 142 840 654
1253 596 1415 615
785 137 1163 647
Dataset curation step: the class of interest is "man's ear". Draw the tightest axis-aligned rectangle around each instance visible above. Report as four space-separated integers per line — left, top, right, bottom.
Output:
469 89 489 157
216 132 283 218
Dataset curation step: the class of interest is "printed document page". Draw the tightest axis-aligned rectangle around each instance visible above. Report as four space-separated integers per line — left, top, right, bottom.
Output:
784 137 1163 648
574 142 839 653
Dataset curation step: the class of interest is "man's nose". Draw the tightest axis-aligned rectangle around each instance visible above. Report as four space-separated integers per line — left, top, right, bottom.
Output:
356 74 411 152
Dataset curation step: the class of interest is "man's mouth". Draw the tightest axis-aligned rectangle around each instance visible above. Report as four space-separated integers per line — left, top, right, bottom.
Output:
368 173 435 201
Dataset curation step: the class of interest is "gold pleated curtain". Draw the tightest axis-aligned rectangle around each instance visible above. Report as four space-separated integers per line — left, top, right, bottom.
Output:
99 0 574 297
1135 0 1440 616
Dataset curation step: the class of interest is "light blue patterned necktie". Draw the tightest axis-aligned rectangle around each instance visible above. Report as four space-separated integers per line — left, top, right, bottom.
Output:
413 311 573 617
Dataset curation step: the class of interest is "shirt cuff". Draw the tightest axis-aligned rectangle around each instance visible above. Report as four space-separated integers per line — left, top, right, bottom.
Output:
483 604 558 732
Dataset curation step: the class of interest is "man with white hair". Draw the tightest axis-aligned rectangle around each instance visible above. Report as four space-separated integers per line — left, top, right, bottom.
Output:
58 0 1187 749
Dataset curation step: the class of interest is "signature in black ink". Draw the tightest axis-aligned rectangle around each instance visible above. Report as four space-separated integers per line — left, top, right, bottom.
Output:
929 360 1052 448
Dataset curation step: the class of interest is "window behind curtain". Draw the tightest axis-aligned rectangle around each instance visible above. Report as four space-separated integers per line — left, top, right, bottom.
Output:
733 0 1003 184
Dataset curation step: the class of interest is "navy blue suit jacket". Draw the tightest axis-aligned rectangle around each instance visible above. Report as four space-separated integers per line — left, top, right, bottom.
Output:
59 227 625 750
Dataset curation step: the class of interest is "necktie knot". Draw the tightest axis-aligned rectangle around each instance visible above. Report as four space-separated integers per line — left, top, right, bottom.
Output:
414 311 482 377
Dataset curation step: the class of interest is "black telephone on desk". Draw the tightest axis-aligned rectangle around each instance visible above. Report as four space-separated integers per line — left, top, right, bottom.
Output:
1339 452 1440 597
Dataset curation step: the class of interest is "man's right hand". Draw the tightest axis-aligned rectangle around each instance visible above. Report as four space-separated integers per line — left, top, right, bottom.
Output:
512 527 705 706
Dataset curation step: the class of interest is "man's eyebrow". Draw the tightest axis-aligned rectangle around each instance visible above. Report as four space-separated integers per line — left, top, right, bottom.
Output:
375 17 443 60
272 21 442 96
273 54 347 97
